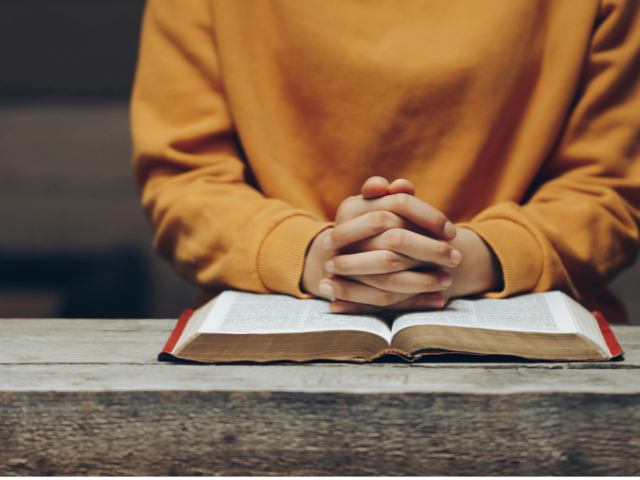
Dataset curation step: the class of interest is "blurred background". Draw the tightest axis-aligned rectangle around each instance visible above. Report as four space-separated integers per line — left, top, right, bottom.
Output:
0 0 638 321
0 0 197 319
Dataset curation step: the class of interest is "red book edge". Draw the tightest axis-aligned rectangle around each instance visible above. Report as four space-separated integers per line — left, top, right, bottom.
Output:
158 308 195 362
158 308 624 362
592 311 624 358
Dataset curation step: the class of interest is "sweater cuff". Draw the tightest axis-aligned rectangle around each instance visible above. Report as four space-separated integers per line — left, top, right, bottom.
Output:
458 218 544 298
258 215 333 298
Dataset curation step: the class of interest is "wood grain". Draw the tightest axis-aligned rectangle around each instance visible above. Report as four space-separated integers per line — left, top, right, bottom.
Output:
2 391 639 476
1 319 639 475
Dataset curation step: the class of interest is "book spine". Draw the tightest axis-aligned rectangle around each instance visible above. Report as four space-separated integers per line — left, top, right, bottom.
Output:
373 349 412 361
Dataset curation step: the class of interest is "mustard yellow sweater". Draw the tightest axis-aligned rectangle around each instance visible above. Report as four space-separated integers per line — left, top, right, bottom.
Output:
131 0 640 316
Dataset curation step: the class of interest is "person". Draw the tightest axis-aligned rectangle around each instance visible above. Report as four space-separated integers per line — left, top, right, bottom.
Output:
131 0 640 321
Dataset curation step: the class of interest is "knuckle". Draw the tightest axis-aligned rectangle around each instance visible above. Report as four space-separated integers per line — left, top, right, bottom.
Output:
384 229 405 250
434 242 450 259
374 290 396 306
368 210 390 229
379 250 399 270
376 273 395 290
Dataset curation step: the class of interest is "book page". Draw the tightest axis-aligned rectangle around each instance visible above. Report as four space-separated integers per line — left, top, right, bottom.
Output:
199 291 392 343
558 292 607 353
174 295 218 351
392 292 577 336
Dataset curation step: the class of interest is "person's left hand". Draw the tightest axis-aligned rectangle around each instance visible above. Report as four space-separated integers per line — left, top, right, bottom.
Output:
317 177 459 313
320 177 503 314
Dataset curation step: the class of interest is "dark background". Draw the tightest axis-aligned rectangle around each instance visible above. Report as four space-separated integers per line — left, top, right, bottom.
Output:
0 0 197 319
0 0 638 321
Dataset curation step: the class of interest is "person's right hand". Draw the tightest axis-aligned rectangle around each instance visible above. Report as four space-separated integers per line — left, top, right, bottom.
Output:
302 177 461 313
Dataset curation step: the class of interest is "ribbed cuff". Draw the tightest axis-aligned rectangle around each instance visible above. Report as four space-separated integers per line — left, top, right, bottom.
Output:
458 218 543 298
258 215 334 298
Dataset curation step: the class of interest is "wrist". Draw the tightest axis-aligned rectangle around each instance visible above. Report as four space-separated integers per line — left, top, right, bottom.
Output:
301 227 334 297
447 227 503 298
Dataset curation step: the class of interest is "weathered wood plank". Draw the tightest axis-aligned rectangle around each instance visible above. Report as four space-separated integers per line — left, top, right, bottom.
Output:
1 320 639 367
0 319 175 364
1 364 640 393
1 391 639 476
2 320 640 475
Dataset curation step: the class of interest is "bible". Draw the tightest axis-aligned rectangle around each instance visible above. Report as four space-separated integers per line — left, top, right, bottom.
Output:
159 290 623 363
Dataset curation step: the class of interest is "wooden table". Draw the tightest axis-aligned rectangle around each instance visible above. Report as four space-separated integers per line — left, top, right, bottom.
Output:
1 319 639 476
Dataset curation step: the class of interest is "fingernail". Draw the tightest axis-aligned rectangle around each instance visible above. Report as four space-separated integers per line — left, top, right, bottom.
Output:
440 274 452 288
331 303 347 313
450 249 462 266
325 260 335 273
319 283 334 297
430 296 445 308
444 221 456 239
322 235 333 250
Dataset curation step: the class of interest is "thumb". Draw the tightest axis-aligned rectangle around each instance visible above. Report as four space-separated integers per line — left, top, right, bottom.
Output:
388 178 415 196
361 176 390 199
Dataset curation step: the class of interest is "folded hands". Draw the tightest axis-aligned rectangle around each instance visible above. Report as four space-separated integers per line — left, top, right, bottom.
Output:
302 177 503 314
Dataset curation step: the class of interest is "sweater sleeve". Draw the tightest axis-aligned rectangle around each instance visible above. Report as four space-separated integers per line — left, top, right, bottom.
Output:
460 0 640 303
131 1 332 297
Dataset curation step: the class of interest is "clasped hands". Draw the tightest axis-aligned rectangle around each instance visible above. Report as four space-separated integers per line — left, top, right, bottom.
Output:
302 177 503 313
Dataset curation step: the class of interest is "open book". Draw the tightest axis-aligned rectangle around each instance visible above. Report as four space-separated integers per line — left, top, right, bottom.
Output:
160 290 623 363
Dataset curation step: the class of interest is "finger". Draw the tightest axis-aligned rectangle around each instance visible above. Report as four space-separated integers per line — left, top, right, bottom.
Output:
388 179 415 196
349 194 456 240
330 292 445 314
361 176 390 199
327 250 421 275
350 228 461 267
348 270 452 294
327 210 418 250
319 277 414 307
